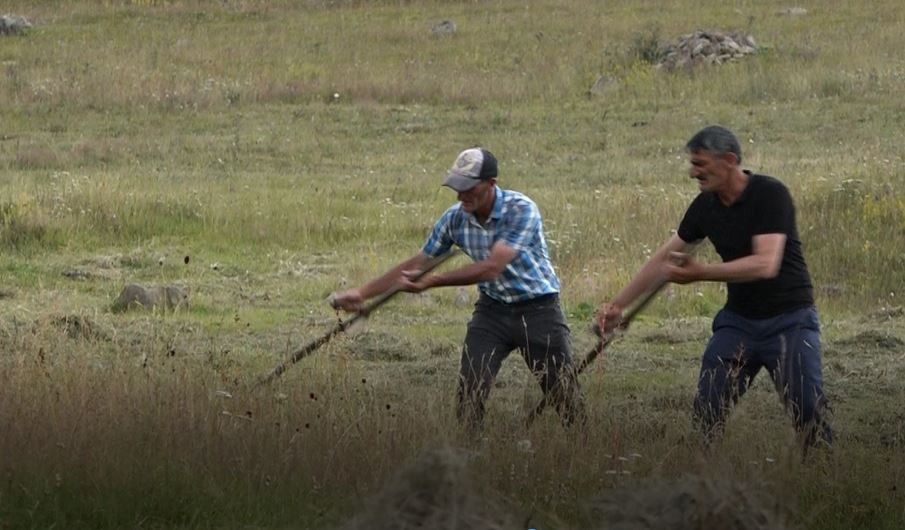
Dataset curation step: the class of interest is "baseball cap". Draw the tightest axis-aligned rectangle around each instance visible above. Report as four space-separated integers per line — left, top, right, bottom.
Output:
442 148 498 192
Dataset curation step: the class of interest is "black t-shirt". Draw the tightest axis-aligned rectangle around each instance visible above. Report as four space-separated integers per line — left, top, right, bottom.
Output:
677 172 814 319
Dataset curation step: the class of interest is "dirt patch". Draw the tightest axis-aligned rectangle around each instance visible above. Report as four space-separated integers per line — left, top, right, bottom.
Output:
340 446 518 530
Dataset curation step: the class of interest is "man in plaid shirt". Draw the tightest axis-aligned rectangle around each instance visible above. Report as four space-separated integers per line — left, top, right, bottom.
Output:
332 148 585 431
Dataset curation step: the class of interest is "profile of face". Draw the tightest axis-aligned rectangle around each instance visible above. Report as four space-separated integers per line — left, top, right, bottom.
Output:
688 149 736 192
456 179 496 215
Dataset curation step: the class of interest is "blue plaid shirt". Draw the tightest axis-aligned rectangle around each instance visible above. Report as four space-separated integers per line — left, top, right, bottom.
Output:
422 186 560 303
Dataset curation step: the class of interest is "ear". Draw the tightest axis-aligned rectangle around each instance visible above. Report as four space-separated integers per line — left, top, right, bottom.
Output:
721 151 739 166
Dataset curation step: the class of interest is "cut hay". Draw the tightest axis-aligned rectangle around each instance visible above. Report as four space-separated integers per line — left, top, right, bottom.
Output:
340 446 519 530
836 330 904 351
584 474 792 530
346 330 417 362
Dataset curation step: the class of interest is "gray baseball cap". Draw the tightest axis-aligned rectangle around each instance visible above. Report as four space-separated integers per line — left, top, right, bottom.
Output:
442 148 498 192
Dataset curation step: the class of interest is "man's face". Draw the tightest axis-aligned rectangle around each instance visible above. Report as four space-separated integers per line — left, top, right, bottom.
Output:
688 149 732 192
457 179 495 214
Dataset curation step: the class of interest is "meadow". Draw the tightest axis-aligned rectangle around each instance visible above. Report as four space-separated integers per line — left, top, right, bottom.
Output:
0 0 903 528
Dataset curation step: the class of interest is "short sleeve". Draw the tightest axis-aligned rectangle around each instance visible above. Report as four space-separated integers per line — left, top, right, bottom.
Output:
422 206 457 257
497 200 539 251
677 193 708 243
751 181 795 235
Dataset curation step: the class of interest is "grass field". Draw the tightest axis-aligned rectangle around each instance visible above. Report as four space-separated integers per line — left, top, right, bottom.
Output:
1 1 904 528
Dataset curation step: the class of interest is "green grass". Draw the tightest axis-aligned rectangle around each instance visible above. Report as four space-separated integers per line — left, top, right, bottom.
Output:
1 0 904 528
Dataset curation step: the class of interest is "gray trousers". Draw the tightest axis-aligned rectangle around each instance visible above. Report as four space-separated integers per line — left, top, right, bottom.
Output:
457 293 586 430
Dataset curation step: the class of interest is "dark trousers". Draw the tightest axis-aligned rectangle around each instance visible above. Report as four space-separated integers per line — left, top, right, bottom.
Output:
457 293 586 430
693 306 833 446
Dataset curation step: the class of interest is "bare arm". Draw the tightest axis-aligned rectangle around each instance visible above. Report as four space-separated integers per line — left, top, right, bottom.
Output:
665 233 785 284
596 234 694 333
400 241 517 292
331 252 429 311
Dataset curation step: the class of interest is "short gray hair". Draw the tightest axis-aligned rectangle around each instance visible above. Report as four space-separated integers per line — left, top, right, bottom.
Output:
685 125 742 165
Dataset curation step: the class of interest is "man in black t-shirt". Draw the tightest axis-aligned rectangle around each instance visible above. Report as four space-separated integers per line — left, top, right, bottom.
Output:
596 125 833 448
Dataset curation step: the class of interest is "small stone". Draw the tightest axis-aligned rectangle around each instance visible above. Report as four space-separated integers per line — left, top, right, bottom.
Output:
777 7 808 16
454 286 471 307
431 20 456 36
516 439 534 453
589 74 617 96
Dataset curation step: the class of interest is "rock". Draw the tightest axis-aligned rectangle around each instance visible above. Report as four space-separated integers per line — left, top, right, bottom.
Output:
653 30 758 72
588 74 618 96
112 283 189 312
777 7 808 16
61 265 121 281
62 268 93 281
453 286 471 307
817 283 846 298
397 122 429 134
431 20 456 36
691 39 710 56
0 14 33 36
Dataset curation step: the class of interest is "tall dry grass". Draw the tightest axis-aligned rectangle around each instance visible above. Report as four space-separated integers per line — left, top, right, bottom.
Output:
2 314 903 528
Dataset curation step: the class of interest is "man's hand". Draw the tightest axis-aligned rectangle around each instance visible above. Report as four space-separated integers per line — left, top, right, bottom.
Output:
594 302 624 336
330 288 364 312
663 251 702 284
398 270 434 293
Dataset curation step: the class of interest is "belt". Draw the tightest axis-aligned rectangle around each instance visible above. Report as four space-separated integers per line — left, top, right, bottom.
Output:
479 292 558 308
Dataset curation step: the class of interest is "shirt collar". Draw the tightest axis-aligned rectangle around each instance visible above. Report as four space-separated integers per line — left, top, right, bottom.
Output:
735 170 756 204
490 186 504 220
708 170 755 207
465 185 504 226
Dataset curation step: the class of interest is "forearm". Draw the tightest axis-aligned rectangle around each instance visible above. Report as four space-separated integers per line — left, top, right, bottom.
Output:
611 257 666 309
613 236 687 305
426 260 502 288
358 253 427 299
698 254 779 282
